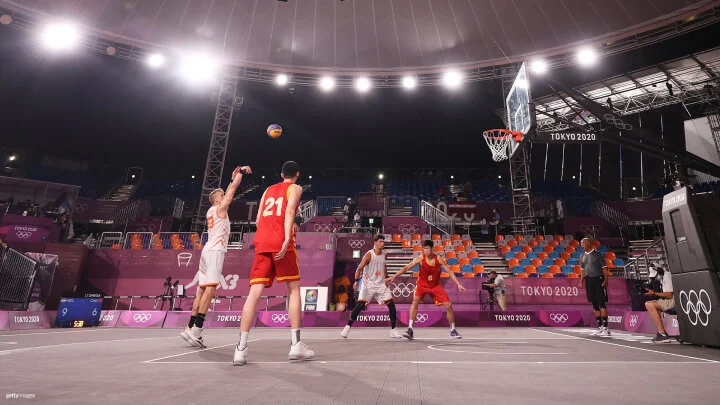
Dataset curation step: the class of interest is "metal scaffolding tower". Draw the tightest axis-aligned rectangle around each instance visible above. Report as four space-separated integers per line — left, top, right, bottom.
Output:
192 77 243 231
508 142 536 234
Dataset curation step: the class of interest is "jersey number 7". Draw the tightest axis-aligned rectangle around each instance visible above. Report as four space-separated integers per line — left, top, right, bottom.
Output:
262 197 284 217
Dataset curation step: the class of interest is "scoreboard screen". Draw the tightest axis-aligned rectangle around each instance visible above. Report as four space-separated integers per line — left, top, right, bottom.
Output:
55 298 103 328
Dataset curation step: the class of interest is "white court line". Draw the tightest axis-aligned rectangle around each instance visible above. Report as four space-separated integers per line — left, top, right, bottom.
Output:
530 328 719 363
0 335 181 356
145 360 719 365
0 329 110 337
0 342 18 345
427 344 566 356
142 339 260 363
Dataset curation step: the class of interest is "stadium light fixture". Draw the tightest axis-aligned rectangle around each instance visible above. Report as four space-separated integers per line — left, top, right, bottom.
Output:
319 76 335 92
355 77 371 93
378 173 384 180
179 53 220 85
276 74 289 86
8 155 16 162
402 76 417 90
443 70 463 89
0 14 12 25
40 22 80 52
530 59 548 75
147 54 165 68
308 175 313 180
576 47 599 67
497 175 502 179
191 175 196 179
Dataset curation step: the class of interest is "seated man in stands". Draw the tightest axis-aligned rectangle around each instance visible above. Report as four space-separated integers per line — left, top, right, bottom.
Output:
644 266 676 343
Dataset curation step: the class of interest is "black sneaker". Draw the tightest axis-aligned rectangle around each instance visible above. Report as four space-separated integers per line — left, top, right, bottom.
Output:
403 327 414 340
652 332 673 343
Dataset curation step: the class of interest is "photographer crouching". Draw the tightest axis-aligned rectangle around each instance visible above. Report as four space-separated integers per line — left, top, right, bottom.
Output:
482 271 507 311
643 264 676 343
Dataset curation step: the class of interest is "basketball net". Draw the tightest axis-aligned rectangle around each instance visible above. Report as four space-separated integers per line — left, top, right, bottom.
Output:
483 129 521 162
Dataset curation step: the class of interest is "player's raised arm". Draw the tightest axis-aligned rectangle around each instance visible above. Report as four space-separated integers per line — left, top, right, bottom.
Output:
439 256 466 291
218 166 251 217
388 255 421 283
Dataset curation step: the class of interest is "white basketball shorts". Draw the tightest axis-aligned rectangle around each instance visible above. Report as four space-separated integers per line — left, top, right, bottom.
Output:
198 250 225 287
358 283 393 305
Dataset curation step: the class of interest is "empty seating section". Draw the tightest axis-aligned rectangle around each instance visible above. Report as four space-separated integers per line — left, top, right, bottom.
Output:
497 234 623 277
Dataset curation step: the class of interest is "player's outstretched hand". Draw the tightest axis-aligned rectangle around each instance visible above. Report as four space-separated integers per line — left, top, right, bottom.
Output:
231 166 242 181
385 276 395 284
275 239 290 261
457 283 467 292
240 166 252 174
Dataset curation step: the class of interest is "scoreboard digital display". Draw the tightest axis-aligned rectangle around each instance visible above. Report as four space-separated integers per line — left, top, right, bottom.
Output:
55 297 103 328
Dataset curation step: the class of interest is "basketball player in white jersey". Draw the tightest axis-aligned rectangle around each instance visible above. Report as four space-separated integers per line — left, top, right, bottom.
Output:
181 165 251 347
340 234 402 338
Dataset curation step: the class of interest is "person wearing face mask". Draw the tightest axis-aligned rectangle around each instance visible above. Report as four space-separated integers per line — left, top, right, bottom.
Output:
644 264 676 343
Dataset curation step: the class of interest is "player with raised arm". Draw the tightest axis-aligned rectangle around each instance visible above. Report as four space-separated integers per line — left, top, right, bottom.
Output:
181 165 251 348
388 240 466 340
340 234 402 339
233 161 314 365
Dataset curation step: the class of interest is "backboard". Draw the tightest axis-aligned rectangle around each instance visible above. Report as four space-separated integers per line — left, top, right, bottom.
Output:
505 62 533 158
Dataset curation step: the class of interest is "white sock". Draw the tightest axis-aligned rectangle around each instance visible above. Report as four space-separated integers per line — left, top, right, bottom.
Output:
291 328 300 345
238 331 249 350
450 323 455 330
409 320 414 328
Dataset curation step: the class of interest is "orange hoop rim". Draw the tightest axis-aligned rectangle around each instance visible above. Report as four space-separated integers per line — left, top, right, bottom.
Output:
483 129 523 142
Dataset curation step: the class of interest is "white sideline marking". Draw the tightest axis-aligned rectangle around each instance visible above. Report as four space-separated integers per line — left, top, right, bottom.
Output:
0 329 110 337
530 328 719 363
0 336 179 356
142 339 260 363
144 360 718 365
0 342 18 345
427 344 566 356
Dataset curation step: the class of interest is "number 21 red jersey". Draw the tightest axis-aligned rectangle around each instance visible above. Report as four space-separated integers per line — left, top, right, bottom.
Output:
254 182 297 254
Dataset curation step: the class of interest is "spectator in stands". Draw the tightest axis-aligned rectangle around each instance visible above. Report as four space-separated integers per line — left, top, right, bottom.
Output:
489 208 500 236
555 199 565 234
644 266 676 343
483 271 507 310
353 212 361 230
479 217 489 242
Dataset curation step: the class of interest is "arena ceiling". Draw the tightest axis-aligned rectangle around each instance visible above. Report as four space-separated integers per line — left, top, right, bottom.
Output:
1 0 720 78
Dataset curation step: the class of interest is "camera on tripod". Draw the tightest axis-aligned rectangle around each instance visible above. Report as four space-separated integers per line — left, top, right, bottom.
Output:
634 267 664 295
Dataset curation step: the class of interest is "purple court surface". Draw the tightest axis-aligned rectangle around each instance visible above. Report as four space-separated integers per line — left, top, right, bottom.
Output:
1 327 718 404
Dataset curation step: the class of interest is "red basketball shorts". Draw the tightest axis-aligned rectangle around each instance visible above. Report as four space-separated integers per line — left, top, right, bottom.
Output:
414 283 450 306
249 249 300 287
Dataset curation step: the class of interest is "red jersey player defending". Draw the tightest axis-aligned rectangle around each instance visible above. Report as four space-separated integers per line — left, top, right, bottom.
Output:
233 161 314 365
388 240 466 340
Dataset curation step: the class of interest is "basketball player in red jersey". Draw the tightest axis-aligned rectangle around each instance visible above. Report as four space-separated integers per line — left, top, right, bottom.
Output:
233 161 314 365
388 240 466 340
181 165 251 348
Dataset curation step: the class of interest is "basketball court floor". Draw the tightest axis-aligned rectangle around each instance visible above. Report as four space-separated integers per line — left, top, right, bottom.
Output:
1 327 717 404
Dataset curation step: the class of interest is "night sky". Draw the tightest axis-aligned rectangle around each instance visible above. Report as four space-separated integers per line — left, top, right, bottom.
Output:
1 22 720 179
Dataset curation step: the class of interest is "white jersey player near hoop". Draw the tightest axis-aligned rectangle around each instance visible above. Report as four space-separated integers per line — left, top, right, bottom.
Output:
181 165 251 348
341 234 402 338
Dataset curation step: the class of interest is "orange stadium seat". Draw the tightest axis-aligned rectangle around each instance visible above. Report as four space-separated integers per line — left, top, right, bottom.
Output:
508 258 520 268
454 245 466 253
473 265 485 274
515 252 527 260
495 235 504 243
516 273 529 278
555 259 567 267
532 259 543 267
445 251 457 259
574 265 582 274
413 244 423 252
433 245 444 254
392 234 402 243
467 251 479 259
463 239 473 247
549 265 561 275
567 273 580 278
524 265 537 275
500 246 512 255
459 258 471 266
452 234 461 241
605 252 616 261
402 240 412 249
541 273 554 278
411 233 421 241
538 252 549 260
431 234 442 241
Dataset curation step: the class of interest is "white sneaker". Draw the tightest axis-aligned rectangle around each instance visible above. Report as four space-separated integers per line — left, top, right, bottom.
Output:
288 341 315 361
180 327 193 346
188 326 206 348
390 328 403 339
340 325 351 339
233 345 248 366
600 327 611 337
593 326 603 336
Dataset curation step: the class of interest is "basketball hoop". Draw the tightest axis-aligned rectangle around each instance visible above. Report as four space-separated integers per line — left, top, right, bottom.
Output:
483 129 522 162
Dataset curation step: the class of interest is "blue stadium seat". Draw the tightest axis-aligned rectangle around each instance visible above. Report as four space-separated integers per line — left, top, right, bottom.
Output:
527 252 538 259
554 246 565 252
470 258 482 266
549 252 560 259
505 252 516 260
567 258 579 266
512 266 525 274
520 259 532 266
533 246 544 253
528 273 539 278
461 265 473 273
542 259 555 266
511 246 522 252
447 258 459 265
537 265 549 274
613 258 625 267
561 265 574 274
576 246 584 252
598 246 609 253
553 273 566 278
571 252 581 259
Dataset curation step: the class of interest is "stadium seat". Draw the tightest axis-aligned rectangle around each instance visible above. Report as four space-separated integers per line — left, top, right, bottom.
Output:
591 240 601 249
508 258 520 268
461 234 471 240
606 259 615 268
553 273 566 278
605 252 616 261
533 246 544 253
573 265 582 274
412 244 423 252
567 273 580 278
571 252 581 259
470 258 482 266
402 240 412 249
515 252 527 260
613 258 625 267
449 265 461 273
520 258 532 266
527 252 538 259
538 252 549 260
505 252 516 260
522 246 532 253
524 265 537 275
445 251 457 258
537 265 549 274
554 245 565 253
433 245 444 254
392 234 402 243
463 239 473 247
500 246 511 255
447 258 459 265
461 264 473 273
468 251 479 259
512 266 524 274
555 259 567 267
411 233 421 241
507 240 518 247
516 272 529 278
561 265 574 274
495 235 504 243
542 259 555 266
549 265 561 275
549 252 560 259
567 258 579 266
528 240 538 247
541 273 554 278
443 240 453 247
531 258 543 267
455 245 466 253
432 234 442 241
463 272 475 278
473 265 485 274
515 235 525 241
459 258 471 266
598 246 609 253
560 252 571 260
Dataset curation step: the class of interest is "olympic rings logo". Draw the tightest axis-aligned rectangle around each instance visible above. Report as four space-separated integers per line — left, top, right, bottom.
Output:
415 313 429 323
398 224 419 235
15 231 32 239
348 239 365 249
390 282 415 298
679 289 712 327
133 314 152 323
628 314 639 327
313 224 332 232
603 114 633 131
549 313 569 323
271 313 290 324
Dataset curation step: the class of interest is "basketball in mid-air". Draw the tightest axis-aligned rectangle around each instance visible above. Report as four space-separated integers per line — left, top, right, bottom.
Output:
267 124 282 138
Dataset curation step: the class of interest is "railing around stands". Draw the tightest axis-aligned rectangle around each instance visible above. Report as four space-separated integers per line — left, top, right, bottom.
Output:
98 232 124 248
103 295 288 311
420 200 454 236
0 246 38 310
316 196 346 216
100 231 246 249
623 238 667 280
298 200 317 224
334 226 378 236
123 232 154 249
201 232 244 249
591 201 631 227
